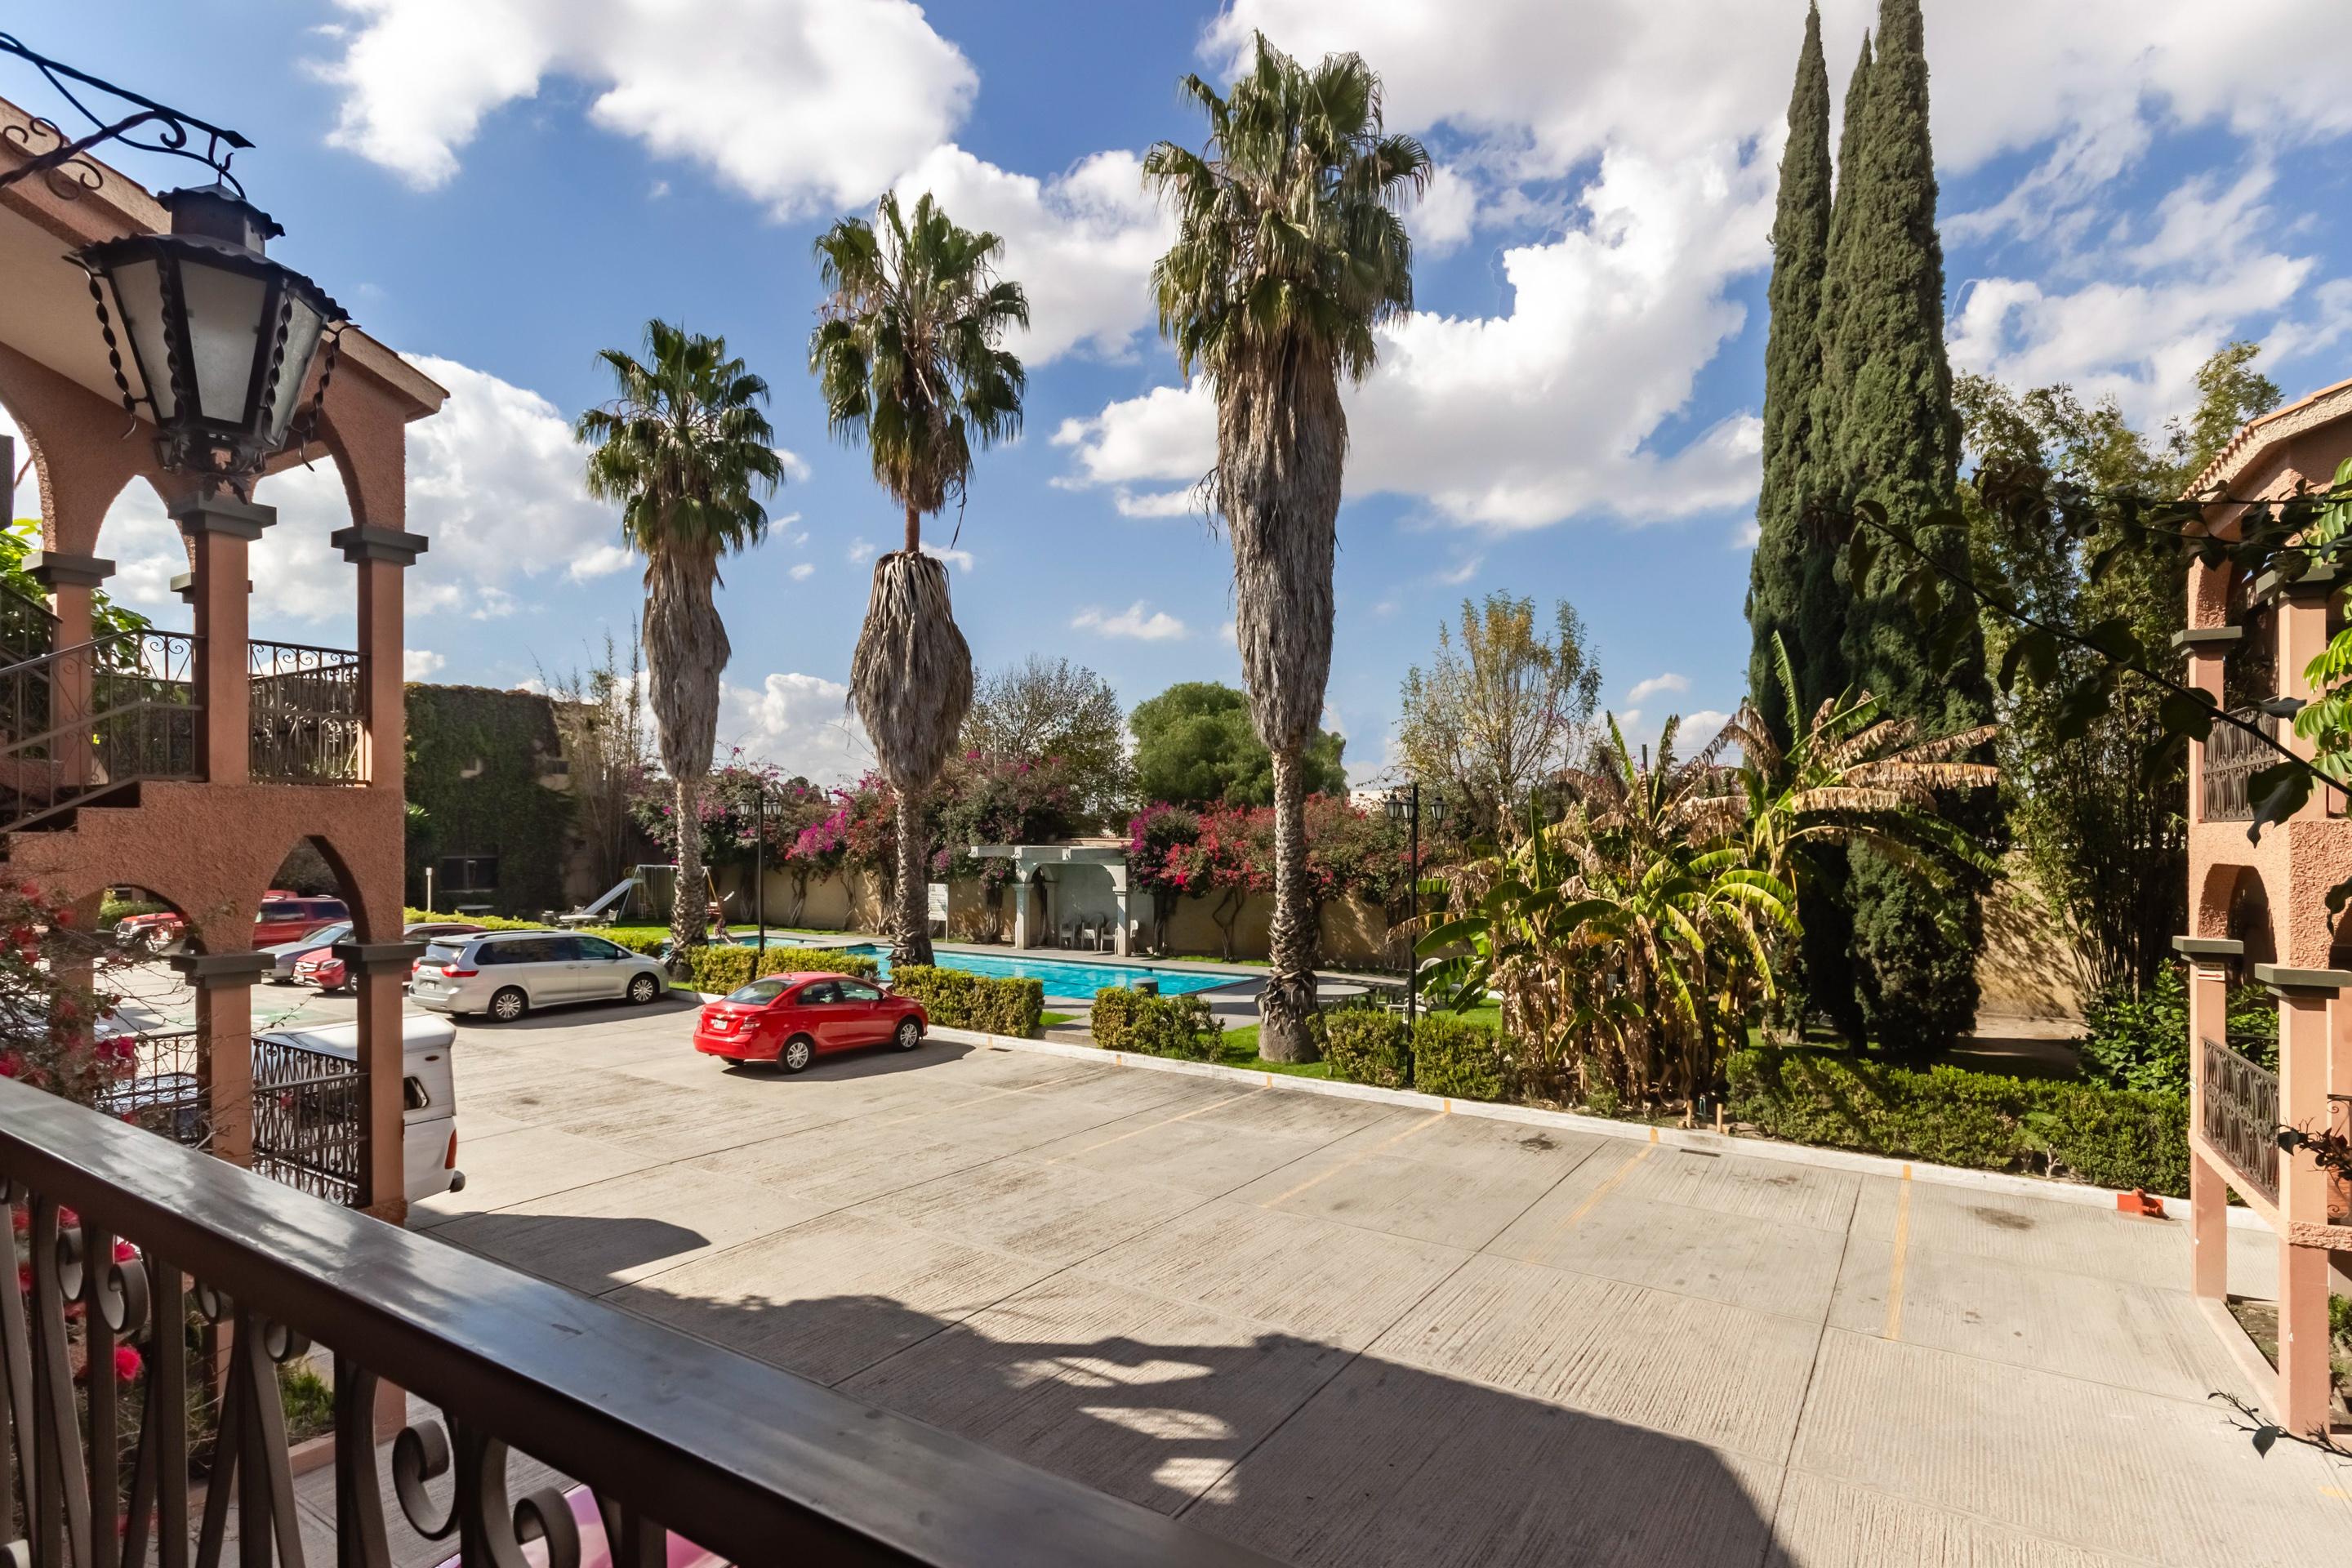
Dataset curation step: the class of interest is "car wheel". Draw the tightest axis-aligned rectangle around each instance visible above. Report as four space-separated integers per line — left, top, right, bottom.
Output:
488 987 529 1023
779 1035 815 1074
893 1018 921 1051
626 973 660 1005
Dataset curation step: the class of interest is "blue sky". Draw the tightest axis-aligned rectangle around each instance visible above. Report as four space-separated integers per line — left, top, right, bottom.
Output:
10 1 2352 784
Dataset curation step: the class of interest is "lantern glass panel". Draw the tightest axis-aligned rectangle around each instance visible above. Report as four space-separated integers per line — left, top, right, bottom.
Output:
264 293 324 445
105 256 175 421
178 259 270 424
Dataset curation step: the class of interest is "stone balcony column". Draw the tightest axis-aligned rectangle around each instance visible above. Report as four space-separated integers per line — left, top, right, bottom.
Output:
170 492 274 785
168 951 270 1168
330 524 427 789
2176 935 2242 1302
2255 564 2339 818
23 548 114 789
333 938 427 1223
2252 962 2348 1435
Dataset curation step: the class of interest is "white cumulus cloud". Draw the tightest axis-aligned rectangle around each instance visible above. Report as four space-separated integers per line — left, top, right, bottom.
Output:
1072 602 1188 642
403 648 446 679
1627 672 1690 704
719 671 868 784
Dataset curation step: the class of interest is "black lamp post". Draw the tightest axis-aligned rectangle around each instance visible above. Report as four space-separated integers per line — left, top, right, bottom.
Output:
78 185 345 489
1385 782 1447 1026
0 34 346 490
743 777 768 959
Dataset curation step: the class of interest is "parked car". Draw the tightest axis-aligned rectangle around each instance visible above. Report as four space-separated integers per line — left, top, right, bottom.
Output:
250 1015 466 1203
113 908 185 952
253 895 350 947
263 921 354 983
294 920 483 992
692 973 927 1072
409 930 667 1022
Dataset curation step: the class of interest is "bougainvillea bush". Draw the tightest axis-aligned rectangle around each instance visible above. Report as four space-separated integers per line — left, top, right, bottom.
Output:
0 881 140 1109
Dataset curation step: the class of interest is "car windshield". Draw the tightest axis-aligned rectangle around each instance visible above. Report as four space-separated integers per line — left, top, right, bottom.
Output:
421 941 470 964
724 978 790 1004
296 923 347 944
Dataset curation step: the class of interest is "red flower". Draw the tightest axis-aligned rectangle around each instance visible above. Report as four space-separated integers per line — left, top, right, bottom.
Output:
113 1346 142 1381
112 1241 136 1263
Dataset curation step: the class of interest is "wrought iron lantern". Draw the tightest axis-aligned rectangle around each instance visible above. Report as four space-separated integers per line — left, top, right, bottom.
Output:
75 183 345 488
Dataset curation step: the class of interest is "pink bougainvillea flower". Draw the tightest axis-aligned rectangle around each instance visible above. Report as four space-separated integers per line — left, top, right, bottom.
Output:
112 1241 136 1263
113 1345 143 1381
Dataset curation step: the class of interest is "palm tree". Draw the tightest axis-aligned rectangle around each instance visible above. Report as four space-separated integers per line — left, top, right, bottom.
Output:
1146 33 1429 1061
576 321 784 957
809 192 1027 965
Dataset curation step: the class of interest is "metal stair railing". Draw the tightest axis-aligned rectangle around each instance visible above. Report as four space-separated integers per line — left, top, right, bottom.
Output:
0 626 200 834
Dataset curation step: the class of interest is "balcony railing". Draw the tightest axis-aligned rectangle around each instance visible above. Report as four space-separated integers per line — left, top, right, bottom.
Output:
0 1078 1272 1568
2201 1036 2280 1204
93 1032 368 1205
249 640 364 785
2200 706 2279 822
0 630 200 832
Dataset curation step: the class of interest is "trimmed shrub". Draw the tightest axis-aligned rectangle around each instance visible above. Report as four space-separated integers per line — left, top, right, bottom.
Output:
892 965 1045 1038
1413 1013 1511 1102
1322 1007 1411 1089
686 944 880 995
1089 988 1223 1061
1726 1048 2188 1195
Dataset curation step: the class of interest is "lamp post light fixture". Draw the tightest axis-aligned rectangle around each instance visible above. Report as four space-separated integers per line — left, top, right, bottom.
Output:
1385 782 1448 1026
0 33 347 491
77 185 346 491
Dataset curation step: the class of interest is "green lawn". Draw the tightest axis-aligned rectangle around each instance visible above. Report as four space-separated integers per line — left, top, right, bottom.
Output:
1039 1011 1077 1029
1213 1026 1330 1077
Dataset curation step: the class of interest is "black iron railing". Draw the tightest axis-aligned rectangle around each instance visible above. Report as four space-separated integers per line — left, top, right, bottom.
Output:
248 639 363 785
0 582 57 667
2201 707 2278 822
0 1079 1270 1568
2202 1035 2280 1204
2332 1094 2351 1227
0 630 199 832
93 1032 365 1206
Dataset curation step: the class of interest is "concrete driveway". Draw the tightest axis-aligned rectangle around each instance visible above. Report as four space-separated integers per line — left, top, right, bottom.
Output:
416 1000 2350 1567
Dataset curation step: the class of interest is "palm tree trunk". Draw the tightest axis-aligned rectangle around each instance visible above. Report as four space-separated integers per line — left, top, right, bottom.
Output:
671 771 706 957
1259 747 1319 1062
895 782 933 965
904 502 922 556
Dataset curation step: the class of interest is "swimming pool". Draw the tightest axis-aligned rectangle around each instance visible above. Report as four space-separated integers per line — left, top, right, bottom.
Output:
838 944 1241 998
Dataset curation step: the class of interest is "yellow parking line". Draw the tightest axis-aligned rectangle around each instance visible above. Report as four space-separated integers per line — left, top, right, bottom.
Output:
1521 1142 1655 1258
1264 1111 1446 1206
1885 1172 1913 1341
1050 1089 1259 1161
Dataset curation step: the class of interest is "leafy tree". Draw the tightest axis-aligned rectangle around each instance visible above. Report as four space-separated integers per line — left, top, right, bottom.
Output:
1955 345 2279 995
1125 803 1201 952
1146 33 1428 1062
1129 681 1344 807
1807 0 1993 1054
1397 592 1602 843
811 191 1026 966
932 753 1083 938
1165 801 1275 962
960 655 1128 815
1744 2 1834 742
575 321 786 956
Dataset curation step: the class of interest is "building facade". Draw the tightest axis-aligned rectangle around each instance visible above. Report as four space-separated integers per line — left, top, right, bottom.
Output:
2180 377 2352 1435
0 92 443 1218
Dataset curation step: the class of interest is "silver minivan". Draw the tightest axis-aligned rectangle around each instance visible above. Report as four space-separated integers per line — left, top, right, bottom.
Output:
408 929 666 1022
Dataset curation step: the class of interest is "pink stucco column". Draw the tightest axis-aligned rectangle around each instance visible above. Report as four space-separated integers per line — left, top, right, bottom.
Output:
333 940 425 1224
170 951 270 1169
329 524 426 787
2257 964 2344 1436
2177 937 2240 1302
2173 632 2233 827
171 491 274 786
23 550 112 790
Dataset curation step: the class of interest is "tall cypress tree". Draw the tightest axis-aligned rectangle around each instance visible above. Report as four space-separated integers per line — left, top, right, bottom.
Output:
1815 0 1993 1053
1744 3 1833 738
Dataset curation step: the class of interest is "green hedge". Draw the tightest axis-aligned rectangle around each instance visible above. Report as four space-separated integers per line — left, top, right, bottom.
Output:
1089 988 1223 1061
1411 1013 1512 1102
1322 1007 1412 1089
686 944 880 993
1727 1048 2189 1195
405 907 670 954
890 965 1044 1038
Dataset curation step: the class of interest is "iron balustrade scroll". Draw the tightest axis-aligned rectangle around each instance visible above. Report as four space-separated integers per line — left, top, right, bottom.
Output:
0 1077 1280 1568
2201 1035 2280 1205
0 630 198 834
93 1033 364 1206
247 641 362 786
2200 706 2278 823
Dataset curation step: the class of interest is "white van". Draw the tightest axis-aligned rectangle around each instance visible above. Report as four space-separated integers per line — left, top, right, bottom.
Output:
251 1015 464 1205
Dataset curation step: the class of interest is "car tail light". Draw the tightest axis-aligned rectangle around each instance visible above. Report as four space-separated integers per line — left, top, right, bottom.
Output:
439 966 478 979
444 1129 458 1169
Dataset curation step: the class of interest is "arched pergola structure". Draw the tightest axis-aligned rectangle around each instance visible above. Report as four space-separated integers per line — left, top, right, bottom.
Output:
0 94 445 1219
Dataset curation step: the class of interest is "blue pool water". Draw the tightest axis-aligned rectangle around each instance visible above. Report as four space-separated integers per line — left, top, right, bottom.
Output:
837 943 1240 998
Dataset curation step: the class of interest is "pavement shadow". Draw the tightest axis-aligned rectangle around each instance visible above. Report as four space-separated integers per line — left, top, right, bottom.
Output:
559 1285 1780 1567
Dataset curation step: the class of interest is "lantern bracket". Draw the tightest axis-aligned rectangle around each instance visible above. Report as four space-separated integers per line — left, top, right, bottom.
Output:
0 33 252 198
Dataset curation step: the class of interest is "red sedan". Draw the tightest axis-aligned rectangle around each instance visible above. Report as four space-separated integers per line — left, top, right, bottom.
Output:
693 973 926 1072
294 920 484 991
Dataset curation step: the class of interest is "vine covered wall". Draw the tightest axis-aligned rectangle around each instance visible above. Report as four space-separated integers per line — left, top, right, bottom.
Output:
404 684 579 915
